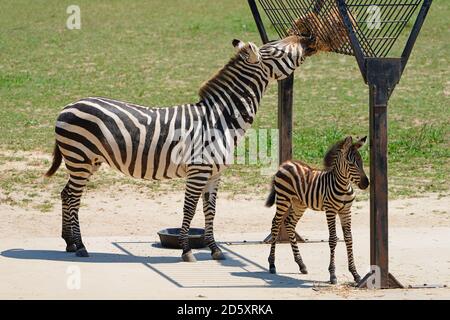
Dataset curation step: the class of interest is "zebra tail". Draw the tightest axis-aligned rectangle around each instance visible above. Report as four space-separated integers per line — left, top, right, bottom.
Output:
265 177 276 208
45 143 62 177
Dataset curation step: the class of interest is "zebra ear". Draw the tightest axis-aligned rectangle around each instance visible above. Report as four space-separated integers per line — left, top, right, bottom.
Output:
246 42 260 64
232 39 245 51
354 136 367 149
233 39 260 64
342 136 353 151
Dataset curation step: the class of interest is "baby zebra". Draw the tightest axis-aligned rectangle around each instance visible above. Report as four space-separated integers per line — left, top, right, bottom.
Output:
265 136 369 284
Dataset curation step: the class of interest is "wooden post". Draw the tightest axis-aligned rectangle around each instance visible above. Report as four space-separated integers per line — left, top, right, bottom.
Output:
278 75 294 163
369 83 390 288
358 58 402 289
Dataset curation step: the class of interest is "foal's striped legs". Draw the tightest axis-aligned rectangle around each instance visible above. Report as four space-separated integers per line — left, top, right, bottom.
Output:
326 210 339 284
325 209 360 283
286 202 308 274
339 210 361 282
268 194 290 274
268 195 308 274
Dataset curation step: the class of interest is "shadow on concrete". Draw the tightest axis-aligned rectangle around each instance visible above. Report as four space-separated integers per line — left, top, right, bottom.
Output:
1 241 316 289
0 248 180 264
228 271 321 288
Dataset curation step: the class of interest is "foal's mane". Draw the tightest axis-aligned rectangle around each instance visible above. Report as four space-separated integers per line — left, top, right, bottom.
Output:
323 139 346 170
198 52 243 100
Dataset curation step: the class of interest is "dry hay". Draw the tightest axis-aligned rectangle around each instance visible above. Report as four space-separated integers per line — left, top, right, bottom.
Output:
288 10 356 52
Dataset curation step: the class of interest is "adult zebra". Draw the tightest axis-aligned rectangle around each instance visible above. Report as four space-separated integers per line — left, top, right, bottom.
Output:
265 136 369 284
45 35 316 261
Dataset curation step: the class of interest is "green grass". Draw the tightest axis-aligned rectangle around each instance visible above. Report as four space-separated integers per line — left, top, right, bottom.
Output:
0 0 448 206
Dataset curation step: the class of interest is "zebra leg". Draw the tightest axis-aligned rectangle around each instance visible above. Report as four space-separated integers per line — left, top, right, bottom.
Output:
202 175 224 260
61 183 76 252
268 194 290 274
326 210 338 284
339 211 361 283
286 202 307 274
180 166 210 262
61 174 91 257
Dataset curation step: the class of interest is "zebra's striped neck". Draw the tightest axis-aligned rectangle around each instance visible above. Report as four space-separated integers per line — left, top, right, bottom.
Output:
200 88 265 127
329 155 352 193
198 57 270 132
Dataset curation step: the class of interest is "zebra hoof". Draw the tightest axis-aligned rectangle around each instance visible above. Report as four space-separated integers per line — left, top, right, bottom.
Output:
330 276 337 285
66 244 77 252
211 250 225 260
75 248 89 257
354 275 361 283
181 251 197 262
269 266 276 274
299 262 308 274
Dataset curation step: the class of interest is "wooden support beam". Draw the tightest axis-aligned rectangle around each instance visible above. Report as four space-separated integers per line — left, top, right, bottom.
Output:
278 74 294 164
358 58 402 289
370 84 390 287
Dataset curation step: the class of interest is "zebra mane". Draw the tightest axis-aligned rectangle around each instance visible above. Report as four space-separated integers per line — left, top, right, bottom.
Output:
323 139 346 170
198 36 304 101
198 52 244 100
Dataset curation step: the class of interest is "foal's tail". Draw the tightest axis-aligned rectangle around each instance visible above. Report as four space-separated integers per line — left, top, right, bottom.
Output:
265 177 276 208
45 143 62 177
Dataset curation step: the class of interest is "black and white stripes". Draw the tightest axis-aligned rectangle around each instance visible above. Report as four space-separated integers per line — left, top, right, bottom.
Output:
265 136 369 284
45 35 315 261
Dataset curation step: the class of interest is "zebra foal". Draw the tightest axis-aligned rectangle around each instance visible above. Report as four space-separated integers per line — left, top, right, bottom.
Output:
265 136 369 284
45 35 316 261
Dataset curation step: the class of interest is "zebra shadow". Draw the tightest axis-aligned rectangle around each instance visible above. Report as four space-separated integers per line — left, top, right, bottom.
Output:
215 243 326 288
0 243 248 267
1 242 321 288
228 271 324 289
0 248 181 264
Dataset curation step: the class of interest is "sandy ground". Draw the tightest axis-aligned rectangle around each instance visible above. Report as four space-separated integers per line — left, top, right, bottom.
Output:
0 186 449 299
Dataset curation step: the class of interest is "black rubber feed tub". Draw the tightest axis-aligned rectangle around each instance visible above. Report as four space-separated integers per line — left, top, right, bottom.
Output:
157 228 206 249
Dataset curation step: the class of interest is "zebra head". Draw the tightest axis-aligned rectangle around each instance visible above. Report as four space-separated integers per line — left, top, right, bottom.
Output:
341 136 370 190
232 35 316 81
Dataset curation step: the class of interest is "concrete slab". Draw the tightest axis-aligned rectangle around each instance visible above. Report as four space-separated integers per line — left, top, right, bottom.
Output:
1 229 449 299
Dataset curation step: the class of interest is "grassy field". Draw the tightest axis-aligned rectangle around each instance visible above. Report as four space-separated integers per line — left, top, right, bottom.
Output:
0 0 448 209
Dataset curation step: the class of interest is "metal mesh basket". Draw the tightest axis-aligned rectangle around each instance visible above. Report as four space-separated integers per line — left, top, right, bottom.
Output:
257 0 423 57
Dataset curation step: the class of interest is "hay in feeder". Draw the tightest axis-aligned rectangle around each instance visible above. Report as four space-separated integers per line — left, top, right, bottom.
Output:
288 10 356 52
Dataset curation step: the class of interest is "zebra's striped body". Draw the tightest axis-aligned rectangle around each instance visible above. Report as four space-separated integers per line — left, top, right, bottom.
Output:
45 35 316 261
57 98 228 181
265 136 369 284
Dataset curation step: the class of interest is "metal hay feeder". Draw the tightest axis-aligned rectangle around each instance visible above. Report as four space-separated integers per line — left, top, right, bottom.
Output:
248 0 433 288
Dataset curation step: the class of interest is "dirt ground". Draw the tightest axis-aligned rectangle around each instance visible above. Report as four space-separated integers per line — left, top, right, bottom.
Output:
0 184 449 299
